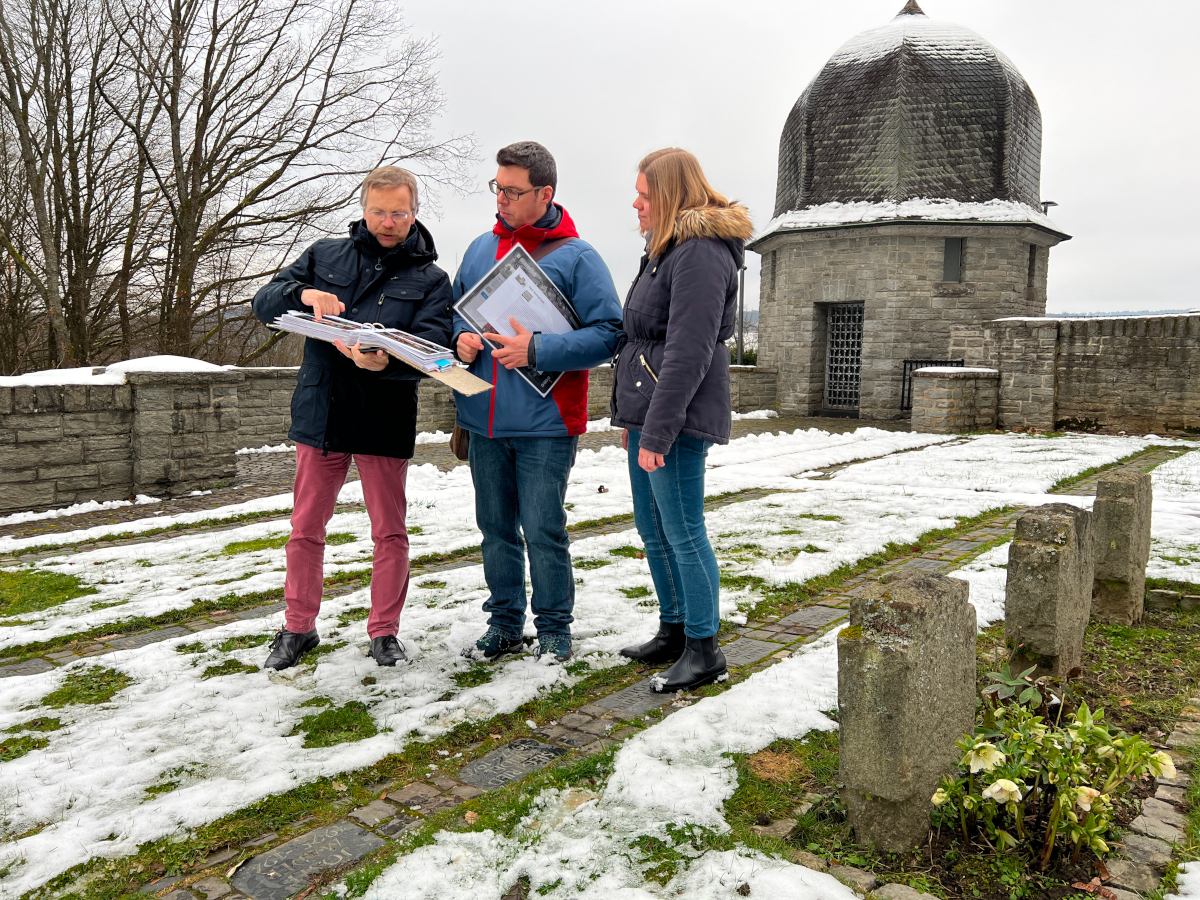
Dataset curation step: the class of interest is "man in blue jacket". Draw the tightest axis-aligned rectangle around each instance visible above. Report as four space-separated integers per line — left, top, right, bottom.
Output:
454 141 623 664
252 166 453 671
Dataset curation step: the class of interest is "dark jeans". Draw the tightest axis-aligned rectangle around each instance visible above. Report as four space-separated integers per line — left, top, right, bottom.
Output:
627 430 720 639
468 433 578 637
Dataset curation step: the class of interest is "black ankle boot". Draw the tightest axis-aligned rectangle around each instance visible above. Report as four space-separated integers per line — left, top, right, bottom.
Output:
620 620 686 665
650 635 728 693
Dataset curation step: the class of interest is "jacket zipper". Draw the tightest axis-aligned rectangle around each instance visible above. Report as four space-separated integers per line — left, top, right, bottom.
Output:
640 354 659 383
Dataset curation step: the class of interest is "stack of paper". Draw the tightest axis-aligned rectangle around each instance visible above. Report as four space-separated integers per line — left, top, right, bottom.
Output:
272 312 456 373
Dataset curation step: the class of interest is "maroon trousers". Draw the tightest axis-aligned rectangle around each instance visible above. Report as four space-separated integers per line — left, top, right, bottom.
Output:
284 442 410 638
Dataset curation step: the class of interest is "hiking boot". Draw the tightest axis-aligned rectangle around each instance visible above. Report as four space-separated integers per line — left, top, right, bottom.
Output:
535 633 572 665
368 635 407 667
650 635 728 693
620 620 685 666
263 628 319 671
461 626 523 662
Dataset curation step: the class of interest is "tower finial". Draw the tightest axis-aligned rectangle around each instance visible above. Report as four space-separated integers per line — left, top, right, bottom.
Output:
899 0 925 14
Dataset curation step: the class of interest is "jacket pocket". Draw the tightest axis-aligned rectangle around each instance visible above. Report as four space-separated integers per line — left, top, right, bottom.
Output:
298 363 328 387
630 351 658 401
376 286 425 327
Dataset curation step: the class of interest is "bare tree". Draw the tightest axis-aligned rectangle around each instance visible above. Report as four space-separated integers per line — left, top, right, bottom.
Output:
105 0 474 359
0 0 159 366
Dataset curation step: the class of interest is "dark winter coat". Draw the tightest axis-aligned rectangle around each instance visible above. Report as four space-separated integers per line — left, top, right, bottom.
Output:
252 219 454 459
610 205 754 455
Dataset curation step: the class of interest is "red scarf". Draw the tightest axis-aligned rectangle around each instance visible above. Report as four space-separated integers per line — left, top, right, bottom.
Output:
493 204 579 259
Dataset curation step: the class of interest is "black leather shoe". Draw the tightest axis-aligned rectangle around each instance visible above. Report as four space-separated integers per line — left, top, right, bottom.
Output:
650 635 728 693
263 629 319 671
368 635 407 667
620 620 686 665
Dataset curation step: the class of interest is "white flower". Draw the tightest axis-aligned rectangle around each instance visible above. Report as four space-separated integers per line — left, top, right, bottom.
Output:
982 779 1023 804
965 742 1006 773
1151 750 1177 780
1075 786 1101 811
931 788 949 806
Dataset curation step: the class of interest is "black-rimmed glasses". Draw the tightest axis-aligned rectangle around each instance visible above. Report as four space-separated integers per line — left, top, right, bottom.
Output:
488 179 544 202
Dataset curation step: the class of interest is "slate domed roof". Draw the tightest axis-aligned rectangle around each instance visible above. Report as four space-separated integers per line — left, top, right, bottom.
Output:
773 1 1043 218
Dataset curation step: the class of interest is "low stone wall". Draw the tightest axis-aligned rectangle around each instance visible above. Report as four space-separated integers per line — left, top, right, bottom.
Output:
129 372 242 497
238 368 298 446
910 367 999 434
949 314 1200 433
0 382 134 511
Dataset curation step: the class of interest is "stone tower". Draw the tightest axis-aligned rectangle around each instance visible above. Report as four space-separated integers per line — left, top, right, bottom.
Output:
750 1 1070 419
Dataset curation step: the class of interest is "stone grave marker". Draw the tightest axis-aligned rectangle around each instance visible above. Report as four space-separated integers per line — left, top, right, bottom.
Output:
111 626 192 650
231 822 384 900
1090 470 1152 625
594 678 674 719
458 739 566 790
778 606 846 629
720 638 781 667
838 569 976 851
0 659 54 678
1005 503 1093 677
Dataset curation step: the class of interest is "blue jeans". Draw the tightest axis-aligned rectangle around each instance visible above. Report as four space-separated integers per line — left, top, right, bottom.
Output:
627 430 720 639
468 433 578 637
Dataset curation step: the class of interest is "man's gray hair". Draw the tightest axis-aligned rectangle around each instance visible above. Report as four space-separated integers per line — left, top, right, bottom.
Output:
496 141 557 198
359 166 420 214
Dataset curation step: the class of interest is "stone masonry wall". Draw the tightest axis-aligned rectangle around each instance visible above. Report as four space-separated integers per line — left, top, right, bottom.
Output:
753 222 1062 419
951 315 1200 433
129 372 242 497
0 382 134 512
1054 315 1200 434
909 368 999 434
237 368 298 446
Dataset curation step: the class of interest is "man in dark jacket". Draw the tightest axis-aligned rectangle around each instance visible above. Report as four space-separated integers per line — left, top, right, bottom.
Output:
251 166 453 670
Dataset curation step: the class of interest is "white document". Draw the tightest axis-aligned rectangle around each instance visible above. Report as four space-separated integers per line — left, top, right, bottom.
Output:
476 269 574 337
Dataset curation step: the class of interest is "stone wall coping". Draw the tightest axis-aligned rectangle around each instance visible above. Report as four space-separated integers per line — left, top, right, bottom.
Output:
913 367 999 377
125 371 245 385
229 366 300 375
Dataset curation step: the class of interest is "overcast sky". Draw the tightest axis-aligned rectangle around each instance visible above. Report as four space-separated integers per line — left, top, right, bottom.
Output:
401 0 1200 315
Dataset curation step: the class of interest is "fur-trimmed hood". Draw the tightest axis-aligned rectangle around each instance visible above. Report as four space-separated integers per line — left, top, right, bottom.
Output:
673 203 754 243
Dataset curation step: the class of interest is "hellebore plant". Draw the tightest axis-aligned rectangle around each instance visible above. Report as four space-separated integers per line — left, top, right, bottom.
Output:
931 664 1175 867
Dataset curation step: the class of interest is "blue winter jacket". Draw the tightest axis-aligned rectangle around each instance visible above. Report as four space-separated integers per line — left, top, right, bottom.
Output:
451 206 623 438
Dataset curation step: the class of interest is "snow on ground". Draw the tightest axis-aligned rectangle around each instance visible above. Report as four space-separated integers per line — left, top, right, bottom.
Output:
1167 861 1200 900
364 632 855 900
0 495 160 527
1 435 1197 896
1149 450 1200 584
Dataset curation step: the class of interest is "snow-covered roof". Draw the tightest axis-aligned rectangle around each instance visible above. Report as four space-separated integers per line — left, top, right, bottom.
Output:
773 1 1044 219
754 198 1063 243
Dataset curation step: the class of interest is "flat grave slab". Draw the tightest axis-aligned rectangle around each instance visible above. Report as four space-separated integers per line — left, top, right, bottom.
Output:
458 739 566 790
594 678 674 719
722 638 783 667
111 626 191 650
236 601 287 620
899 558 945 573
0 658 54 678
778 606 846 629
231 822 385 900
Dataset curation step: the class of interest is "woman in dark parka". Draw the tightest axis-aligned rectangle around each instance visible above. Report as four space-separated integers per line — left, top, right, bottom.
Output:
611 148 753 693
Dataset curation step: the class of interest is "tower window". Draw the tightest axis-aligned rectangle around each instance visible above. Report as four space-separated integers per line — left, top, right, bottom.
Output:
1026 244 1039 297
943 238 963 283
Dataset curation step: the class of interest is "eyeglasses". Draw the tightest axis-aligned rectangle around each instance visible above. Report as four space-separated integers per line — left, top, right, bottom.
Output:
488 180 545 202
365 209 412 223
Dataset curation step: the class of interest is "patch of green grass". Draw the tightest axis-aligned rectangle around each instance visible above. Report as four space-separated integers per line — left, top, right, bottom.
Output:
620 586 651 599
200 659 259 680
417 579 447 589
216 633 272 652
175 642 206 655
0 569 97 617
452 666 494 689
301 642 344 664
633 834 684 885
213 572 255 585
4 717 61 734
41 667 133 708
326 532 357 545
791 513 842 522
609 546 644 559
291 701 378 748
300 696 334 708
0 734 49 763
221 533 290 555
144 781 179 797
573 558 611 570
135 559 154 567
799 544 827 554
337 608 371 627
409 526 423 535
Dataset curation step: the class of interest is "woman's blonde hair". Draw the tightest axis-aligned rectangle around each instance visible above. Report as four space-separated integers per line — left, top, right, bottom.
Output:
638 148 729 258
